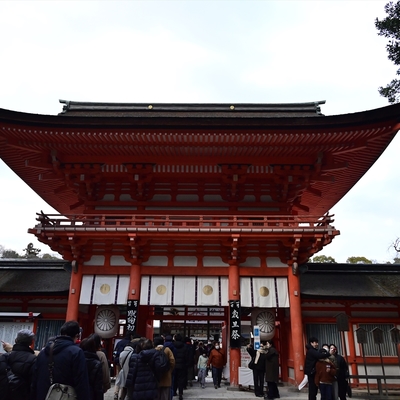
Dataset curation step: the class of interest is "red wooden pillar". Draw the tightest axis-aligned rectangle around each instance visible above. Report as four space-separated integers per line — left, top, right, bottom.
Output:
228 259 240 387
66 262 83 321
287 268 304 384
129 263 141 301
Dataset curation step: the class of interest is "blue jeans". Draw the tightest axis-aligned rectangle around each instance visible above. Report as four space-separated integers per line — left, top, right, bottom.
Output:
319 383 333 400
212 366 222 387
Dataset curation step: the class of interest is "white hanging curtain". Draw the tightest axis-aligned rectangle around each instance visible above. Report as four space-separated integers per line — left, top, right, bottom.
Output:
240 277 289 308
80 275 130 305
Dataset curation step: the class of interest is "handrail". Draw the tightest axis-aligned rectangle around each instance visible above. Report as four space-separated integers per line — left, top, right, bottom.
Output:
33 213 335 230
349 375 400 397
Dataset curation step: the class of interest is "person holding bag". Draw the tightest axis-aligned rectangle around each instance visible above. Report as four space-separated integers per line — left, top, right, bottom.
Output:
32 320 90 400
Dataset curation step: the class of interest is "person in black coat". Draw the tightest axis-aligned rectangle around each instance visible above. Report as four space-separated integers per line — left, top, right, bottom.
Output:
0 350 9 399
304 337 328 400
32 320 90 400
127 339 164 400
6 329 37 400
329 344 349 400
264 340 280 400
172 333 189 400
247 343 267 397
80 335 104 400
184 337 195 388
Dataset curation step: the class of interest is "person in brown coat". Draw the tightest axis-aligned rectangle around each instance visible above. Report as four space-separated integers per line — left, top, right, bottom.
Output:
154 336 175 400
264 340 280 400
207 342 225 389
314 357 336 400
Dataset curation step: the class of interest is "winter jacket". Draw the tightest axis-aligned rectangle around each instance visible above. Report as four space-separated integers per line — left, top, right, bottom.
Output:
125 351 139 400
83 351 103 400
304 344 328 375
314 359 336 385
207 348 225 369
130 349 163 400
7 343 36 400
0 353 9 399
155 345 175 387
32 335 90 400
264 346 279 383
173 339 188 370
120 344 135 388
96 350 111 393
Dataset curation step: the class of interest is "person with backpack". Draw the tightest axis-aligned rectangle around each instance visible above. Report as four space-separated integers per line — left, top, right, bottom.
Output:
5 329 36 400
154 336 175 400
80 335 104 400
126 338 166 400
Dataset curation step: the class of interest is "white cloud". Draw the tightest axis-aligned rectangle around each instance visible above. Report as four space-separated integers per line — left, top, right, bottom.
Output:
0 0 398 263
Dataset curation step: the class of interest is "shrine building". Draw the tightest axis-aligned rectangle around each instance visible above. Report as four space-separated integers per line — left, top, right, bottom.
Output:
0 100 399 387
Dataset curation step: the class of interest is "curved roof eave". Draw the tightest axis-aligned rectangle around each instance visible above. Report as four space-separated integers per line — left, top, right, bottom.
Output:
0 102 399 217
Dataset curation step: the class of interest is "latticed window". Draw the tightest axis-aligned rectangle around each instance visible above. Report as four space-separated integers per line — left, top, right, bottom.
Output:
35 319 65 350
358 324 397 356
305 324 343 354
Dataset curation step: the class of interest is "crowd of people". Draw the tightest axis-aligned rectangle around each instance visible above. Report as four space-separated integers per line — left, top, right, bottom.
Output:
0 321 227 400
304 337 349 400
0 322 349 400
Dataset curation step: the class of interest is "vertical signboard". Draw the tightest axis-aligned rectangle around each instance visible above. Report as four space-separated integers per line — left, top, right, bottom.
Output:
229 300 241 348
126 299 139 333
253 325 261 350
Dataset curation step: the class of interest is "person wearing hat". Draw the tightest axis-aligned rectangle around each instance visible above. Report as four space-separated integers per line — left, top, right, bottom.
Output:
4 329 37 400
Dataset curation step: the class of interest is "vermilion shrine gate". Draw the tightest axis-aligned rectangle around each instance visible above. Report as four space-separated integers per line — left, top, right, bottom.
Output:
0 100 399 386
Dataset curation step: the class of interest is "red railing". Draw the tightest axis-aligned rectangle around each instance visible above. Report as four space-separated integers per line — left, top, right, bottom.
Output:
34 213 335 230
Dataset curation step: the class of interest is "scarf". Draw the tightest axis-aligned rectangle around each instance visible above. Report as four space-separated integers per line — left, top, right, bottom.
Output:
254 348 266 364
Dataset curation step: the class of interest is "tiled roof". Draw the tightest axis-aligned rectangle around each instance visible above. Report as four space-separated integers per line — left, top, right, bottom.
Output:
0 259 70 295
300 263 400 298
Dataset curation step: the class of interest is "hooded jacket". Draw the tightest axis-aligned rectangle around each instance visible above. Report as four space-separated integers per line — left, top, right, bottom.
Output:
32 336 90 400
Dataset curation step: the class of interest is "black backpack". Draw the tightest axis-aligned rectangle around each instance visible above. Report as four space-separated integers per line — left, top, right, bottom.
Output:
152 347 170 382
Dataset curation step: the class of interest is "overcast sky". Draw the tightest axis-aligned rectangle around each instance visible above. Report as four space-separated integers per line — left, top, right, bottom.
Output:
0 0 399 263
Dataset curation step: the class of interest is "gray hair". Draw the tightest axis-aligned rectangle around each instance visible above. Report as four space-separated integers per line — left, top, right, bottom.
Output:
15 329 36 346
